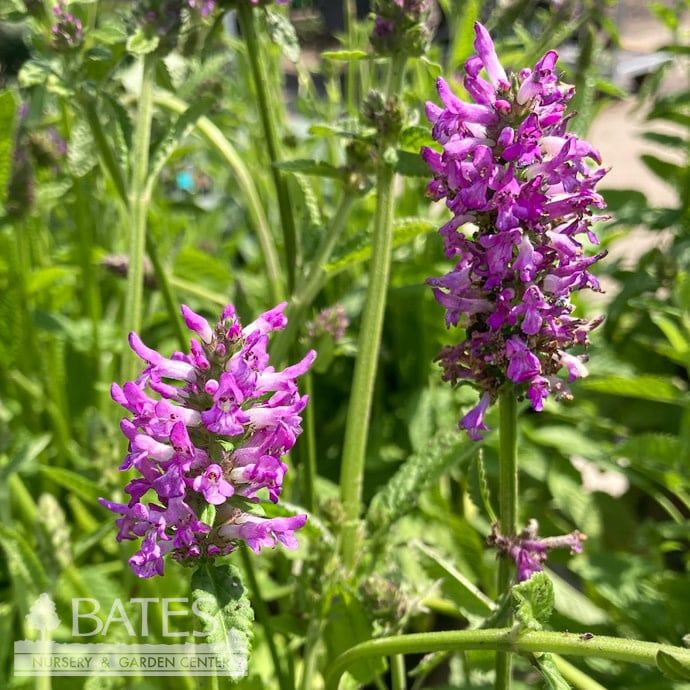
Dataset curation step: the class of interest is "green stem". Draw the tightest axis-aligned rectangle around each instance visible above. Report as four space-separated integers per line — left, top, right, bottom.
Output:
496 389 519 690
391 655 406 690
237 2 298 292
301 372 318 513
324 629 690 690
239 547 291 690
153 91 284 304
145 236 187 350
344 0 357 114
552 655 607 690
270 192 356 363
121 54 156 382
339 54 407 572
300 619 323 690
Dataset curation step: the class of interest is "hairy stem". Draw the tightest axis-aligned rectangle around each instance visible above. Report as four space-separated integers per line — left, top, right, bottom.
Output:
495 389 519 690
121 54 156 381
325 629 690 690
237 3 298 292
338 54 407 571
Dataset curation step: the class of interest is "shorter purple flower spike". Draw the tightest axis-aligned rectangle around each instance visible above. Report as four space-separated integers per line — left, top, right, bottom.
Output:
51 2 83 50
102 302 314 578
488 519 586 582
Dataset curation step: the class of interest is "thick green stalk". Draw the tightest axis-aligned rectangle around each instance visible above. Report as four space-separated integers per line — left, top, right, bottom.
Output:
121 54 156 382
339 55 407 571
391 655 406 690
301 372 318 512
239 547 291 690
237 2 298 292
270 192 356 363
324 629 690 690
496 389 519 690
153 91 284 304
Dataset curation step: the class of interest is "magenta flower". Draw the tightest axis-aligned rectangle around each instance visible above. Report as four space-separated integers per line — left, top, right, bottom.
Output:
51 3 83 50
423 22 608 439
101 302 315 578
488 520 586 582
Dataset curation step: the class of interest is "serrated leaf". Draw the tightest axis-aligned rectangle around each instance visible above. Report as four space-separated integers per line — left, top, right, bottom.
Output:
274 158 343 179
367 430 476 530
656 650 690 681
191 563 253 679
321 49 369 61
265 9 300 63
395 150 429 177
534 654 572 690
18 60 52 88
0 90 16 211
580 375 685 404
126 28 159 55
513 572 555 631
326 216 436 274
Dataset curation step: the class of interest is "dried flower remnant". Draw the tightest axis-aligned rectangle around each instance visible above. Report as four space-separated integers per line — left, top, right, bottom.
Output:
101 302 315 578
51 3 83 50
488 519 586 582
422 22 608 439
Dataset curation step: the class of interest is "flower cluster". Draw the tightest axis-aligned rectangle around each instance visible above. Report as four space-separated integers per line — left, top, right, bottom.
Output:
370 0 431 57
488 520 586 582
422 22 607 439
307 305 349 343
51 3 83 51
100 303 315 578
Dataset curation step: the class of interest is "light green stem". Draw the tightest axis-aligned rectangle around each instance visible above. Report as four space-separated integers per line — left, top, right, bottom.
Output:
237 2 298 292
391 655 406 690
121 54 156 382
344 0 357 114
302 372 317 513
324 629 690 690
270 192 357 363
153 91 284 304
339 54 407 571
496 389 519 690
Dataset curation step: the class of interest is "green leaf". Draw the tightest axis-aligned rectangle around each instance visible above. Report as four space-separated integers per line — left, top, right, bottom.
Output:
324 587 387 685
0 90 16 212
321 49 369 61
68 119 97 178
0 525 50 617
615 433 682 472
18 60 52 88
640 154 684 188
273 158 343 179
513 572 555 631
191 563 254 679
126 28 159 55
265 9 300 63
326 216 436 274
414 541 495 616
656 650 690 681
534 654 572 690
580 375 685 404
395 150 429 177
367 430 476 530
40 466 105 505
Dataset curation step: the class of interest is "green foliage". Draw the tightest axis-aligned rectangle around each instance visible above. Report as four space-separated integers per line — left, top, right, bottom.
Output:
512 573 555 632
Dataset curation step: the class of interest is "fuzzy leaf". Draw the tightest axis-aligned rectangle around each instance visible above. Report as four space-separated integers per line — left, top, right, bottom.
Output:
513 572 555 631
191 563 253 679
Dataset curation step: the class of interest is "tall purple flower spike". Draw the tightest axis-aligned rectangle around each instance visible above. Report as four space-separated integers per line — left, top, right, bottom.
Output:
101 302 314 578
422 22 608 439
488 520 586 582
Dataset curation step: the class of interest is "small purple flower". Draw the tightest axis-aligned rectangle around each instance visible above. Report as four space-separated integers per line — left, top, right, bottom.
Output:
423 23 608 438
51 2 83 50
101 303 314 578
307 305 349 343
488 520 586 582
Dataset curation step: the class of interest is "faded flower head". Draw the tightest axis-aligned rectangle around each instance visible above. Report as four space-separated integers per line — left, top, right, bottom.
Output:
370 0 431 57
51 3 83 51
488 519 586 582
101 302 315 578
422 22 608 439
307 305 349 343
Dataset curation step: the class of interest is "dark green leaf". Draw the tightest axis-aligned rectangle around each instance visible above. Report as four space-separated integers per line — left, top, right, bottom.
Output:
395 150 429 177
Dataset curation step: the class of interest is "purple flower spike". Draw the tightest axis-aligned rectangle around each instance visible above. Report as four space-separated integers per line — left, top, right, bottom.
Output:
423 22 607 438
488 519 586 582
102 302 314 577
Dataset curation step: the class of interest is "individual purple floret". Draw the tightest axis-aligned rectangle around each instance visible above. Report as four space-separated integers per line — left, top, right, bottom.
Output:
488 520 586 582
422 22 608 439
51 2 83 50
100 302 315 578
